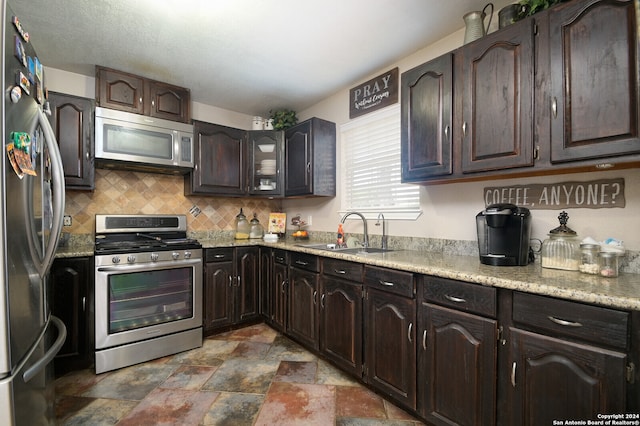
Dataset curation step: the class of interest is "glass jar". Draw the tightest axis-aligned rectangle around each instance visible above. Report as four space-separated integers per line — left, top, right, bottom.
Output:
599 252 619 277
541 211 580 271
235 208 250 239
579 243 600 275
249 213 264 239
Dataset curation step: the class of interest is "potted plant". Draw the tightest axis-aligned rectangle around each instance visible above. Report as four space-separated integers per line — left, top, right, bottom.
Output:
269 109 298 131
518 0 567 17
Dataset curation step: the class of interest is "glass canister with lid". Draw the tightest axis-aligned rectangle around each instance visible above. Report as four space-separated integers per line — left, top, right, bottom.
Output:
541 211 581 271
579 241 601 275
235 208 250 239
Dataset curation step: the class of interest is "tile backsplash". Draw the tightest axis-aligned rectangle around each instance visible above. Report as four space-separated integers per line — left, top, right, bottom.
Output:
64 169 282 235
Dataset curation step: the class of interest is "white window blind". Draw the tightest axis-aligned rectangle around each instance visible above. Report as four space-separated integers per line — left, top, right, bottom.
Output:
341 105 421 219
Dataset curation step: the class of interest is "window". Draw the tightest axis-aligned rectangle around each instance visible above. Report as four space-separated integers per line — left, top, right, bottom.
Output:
341 104 421 220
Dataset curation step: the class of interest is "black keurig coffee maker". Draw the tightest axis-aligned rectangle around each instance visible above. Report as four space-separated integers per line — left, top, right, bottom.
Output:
476 203 532 266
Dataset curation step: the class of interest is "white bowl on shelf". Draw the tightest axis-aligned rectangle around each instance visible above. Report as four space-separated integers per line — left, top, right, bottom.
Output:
258 144 275 152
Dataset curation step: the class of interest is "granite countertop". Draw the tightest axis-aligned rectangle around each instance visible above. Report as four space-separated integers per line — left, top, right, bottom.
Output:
56 238 640 311
199 238 640 311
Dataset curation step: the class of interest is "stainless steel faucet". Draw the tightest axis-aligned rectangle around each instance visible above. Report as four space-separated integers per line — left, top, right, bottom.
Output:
340 212 369 248
376 213 388 250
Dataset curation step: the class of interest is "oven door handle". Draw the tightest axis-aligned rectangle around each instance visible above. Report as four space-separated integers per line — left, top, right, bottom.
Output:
97 258 202 273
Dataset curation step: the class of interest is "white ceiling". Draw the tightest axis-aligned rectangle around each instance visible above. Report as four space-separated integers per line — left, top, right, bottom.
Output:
10 0 513 117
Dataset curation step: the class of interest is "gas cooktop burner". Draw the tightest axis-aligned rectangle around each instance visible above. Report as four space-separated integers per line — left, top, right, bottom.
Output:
94 214 201 255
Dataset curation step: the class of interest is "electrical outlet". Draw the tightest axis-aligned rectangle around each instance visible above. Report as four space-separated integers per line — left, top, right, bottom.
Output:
307 215 312 226
63 215 72 226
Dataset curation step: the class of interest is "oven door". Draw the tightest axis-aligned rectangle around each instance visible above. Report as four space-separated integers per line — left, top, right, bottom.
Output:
95 256 202 350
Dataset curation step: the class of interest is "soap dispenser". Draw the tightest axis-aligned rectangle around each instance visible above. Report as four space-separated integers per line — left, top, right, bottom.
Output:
235 208 250 239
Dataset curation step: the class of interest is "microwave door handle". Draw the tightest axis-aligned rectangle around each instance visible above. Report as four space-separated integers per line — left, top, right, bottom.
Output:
35 108 66 278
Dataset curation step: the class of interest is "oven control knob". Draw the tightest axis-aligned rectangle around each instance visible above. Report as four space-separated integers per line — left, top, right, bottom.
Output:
112 256 121 264
127 255 136 263
184 251 192 259
172 252 180 260
150 253 159 262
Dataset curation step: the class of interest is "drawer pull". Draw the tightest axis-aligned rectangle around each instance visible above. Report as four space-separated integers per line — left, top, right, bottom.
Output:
275 256 284 262
547 316 582 327
379 280 394 287
408 323 413 343
334 269 347 275
214 254 225 259
295 260 309 266
422 329 427 351
511 362 517 387
444 294 466 304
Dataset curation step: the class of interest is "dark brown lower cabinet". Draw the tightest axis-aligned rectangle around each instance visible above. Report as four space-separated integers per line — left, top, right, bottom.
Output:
364 287 416 410
320 277 363 377
51 257 93 376
271 252 288 332
287 265 319 350
507 328 628 425
418 303 497 425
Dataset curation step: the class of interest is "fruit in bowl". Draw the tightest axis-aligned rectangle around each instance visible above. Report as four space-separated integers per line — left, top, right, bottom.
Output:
292 230 308 238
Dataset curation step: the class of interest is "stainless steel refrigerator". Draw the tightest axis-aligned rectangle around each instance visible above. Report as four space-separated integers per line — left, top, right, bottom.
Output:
0 0 67 424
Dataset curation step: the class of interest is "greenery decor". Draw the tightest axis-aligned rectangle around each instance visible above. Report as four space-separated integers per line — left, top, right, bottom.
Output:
269 109 298 130
518 0 567 17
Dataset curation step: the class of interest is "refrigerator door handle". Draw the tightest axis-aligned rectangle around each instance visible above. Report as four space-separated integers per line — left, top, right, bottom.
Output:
22 316 67 383
35 108 66 278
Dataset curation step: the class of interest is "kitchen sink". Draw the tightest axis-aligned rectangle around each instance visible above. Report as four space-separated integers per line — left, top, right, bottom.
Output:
295 243 393 254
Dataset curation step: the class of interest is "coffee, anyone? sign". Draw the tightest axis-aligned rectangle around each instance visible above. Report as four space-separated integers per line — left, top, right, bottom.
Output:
349 68 398 119
483 178 625 209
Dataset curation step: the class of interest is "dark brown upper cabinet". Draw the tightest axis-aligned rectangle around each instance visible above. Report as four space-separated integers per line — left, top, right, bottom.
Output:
459 18 535 174
548 0 640 163
47 92 95 190
401 53 454 181
96 66 190 123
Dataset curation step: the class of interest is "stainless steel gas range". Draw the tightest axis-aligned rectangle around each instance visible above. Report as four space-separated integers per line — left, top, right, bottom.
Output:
94 214 202 374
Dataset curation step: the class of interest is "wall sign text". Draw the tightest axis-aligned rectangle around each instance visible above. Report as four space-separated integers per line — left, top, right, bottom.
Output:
483 178 625 209
349 68 398 119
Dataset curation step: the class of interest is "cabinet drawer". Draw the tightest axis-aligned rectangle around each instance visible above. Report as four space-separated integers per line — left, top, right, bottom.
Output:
273 249 288 265
365 266 414 298
290 252 319 272
205 247 234 263
322 258 364 282
422 276 496 318
513 292 629 349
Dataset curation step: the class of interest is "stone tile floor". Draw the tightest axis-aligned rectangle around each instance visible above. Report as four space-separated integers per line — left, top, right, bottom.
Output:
55 323 425 425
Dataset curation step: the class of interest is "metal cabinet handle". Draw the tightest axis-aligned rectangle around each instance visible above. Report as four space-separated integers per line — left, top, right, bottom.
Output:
229 276 233 287
82 296 86 312
422 329 427 351
306 162 311 173
547 316 582 327
379 280 394 287
511 362 517 387
334 269 347 275
281 280 287 293
295 260 309 266
321 294 325 308
408 323 413 343
275 256 285 262
444 294 466 304
444 125 450 139
151 100 155 107
214 254 225 259
313 290 317 305
462 121 467 137
237 275 241 287
139 97 143 104
552 97 557 118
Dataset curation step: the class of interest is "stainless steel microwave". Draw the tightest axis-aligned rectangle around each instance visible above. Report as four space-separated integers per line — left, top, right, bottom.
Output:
95 107 194 174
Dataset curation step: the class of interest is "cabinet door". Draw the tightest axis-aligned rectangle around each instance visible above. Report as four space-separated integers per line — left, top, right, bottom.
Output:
401 53 453 181
364 287 416 410
320 277 363 377
418 303 497 425
288 266 319 350
285 120 313 196
51 257 92 376
203 261 234 331
47 92 95 190
186 121 247 196
508 328 627 425
96 67 145 115
236 247 259 323
549 0 640 162
248 131 284 197
147 81 190 123
460 19 535 173
272 260 288 332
